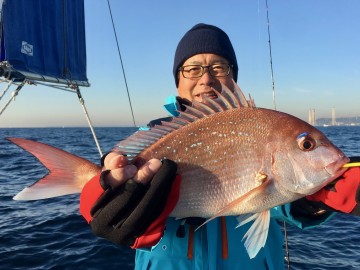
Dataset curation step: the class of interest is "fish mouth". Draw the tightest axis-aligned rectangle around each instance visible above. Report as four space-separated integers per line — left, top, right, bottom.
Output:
324 155 350 183
291 155 350 196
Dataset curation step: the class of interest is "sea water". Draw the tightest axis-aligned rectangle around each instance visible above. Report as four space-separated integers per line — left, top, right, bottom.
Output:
0 126 359 270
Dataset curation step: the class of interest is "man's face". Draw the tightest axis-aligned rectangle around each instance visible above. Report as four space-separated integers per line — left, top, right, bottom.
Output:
177 53 235 102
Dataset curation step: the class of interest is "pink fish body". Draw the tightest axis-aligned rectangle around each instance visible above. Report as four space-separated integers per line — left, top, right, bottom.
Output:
7 82 349 258
114 86 348 219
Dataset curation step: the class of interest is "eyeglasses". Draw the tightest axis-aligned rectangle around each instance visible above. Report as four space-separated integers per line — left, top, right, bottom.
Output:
179 63 232 79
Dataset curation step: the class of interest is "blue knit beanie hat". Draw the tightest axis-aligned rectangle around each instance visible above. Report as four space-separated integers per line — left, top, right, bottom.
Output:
173 23 238 86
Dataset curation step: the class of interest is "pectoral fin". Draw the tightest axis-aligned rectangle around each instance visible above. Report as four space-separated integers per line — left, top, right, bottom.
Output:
196 179 271 228
236 211 270 259
196 178 272 258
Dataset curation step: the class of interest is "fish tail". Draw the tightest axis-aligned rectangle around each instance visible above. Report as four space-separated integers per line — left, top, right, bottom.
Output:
6 137 101 201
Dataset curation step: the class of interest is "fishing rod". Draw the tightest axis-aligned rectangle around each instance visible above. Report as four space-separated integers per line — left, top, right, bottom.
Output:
264 1 290 269
265 0 277 111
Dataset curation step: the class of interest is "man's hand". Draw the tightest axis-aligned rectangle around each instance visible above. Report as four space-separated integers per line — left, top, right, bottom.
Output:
307 161 360 216
101 152 162 188
80 152 181 247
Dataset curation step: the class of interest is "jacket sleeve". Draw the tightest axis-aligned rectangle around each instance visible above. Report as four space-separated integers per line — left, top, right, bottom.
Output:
80 173 104 223
270 203 335 229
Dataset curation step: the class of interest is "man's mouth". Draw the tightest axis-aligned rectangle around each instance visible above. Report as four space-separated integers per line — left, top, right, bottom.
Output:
195 91 218 100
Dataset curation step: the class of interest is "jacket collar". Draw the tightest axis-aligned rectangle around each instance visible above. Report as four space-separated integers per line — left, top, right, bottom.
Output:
163 96 192 117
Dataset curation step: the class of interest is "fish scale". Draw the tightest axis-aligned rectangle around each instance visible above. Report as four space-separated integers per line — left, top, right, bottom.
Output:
131 108 277 217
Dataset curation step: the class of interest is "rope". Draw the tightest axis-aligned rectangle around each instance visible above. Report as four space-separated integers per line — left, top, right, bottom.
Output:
62 0 67 78
0 78 14 100
75 87 103 157
106 0 137 127
0 80 25 116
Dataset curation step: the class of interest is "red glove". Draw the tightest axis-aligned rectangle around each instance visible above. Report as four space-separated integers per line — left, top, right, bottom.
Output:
80 159 181 248
307 167 360 214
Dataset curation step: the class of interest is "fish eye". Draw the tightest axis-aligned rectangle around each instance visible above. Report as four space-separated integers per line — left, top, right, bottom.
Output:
297 132 316 151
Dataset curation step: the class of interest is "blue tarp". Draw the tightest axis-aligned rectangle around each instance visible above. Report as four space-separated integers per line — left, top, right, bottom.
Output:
0 0 88 83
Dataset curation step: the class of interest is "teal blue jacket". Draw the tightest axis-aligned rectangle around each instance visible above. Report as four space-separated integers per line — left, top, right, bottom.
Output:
134 97 334 270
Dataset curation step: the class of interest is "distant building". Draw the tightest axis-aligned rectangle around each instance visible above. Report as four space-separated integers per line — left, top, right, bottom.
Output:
331 108 336 126
309 107 360 126
308 109 316 126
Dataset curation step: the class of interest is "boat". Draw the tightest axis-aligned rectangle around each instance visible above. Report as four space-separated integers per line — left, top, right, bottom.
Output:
0 0 102 155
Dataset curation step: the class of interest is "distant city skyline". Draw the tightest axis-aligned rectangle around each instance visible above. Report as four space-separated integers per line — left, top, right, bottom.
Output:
309 107 360 126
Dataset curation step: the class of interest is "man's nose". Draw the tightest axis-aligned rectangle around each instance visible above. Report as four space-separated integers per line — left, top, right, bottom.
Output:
198 68 215 84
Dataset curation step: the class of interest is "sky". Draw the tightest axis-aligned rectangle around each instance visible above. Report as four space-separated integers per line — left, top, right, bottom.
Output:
1 0 359 127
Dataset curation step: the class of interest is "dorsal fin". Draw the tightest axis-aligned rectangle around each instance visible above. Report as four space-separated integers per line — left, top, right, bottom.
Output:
114 81 256 161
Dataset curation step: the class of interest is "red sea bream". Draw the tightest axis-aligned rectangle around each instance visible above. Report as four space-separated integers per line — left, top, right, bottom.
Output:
7 82 349 258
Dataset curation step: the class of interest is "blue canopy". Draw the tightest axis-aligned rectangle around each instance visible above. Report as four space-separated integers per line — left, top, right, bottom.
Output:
0 0 88 84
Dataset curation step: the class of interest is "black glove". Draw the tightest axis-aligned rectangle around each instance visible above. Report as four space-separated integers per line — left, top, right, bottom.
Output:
89 159 178 246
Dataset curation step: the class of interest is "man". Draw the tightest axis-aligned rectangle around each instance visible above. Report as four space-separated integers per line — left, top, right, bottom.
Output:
80 23 360 269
